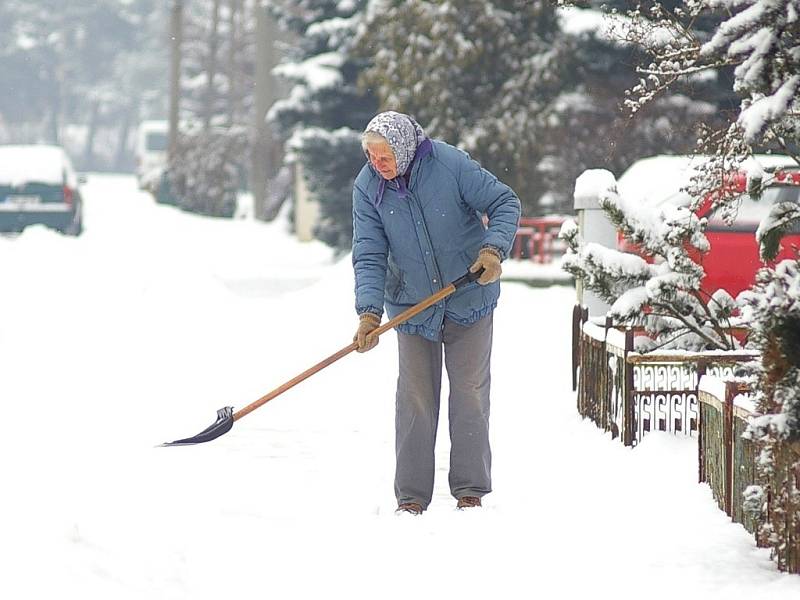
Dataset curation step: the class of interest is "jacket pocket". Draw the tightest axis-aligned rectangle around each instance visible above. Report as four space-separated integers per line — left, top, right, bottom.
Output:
386 262 406 302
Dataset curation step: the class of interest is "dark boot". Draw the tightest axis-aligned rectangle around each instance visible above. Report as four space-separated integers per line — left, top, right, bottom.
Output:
456 496 482 509
396 502 423 515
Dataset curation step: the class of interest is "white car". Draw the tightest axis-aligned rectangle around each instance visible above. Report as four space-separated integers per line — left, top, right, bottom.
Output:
136 120 168 191
0 144 83 236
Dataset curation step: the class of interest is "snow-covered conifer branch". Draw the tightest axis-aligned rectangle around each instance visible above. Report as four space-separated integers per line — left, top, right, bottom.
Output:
620 0 800 265
560 176 740 351
756 202 800 261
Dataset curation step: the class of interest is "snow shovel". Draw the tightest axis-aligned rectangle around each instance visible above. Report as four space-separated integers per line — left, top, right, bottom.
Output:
161 267 484 446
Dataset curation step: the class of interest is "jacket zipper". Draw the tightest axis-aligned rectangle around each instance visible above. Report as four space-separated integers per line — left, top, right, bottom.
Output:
410 193 444 294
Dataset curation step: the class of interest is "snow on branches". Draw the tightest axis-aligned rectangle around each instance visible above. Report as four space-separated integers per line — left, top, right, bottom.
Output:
622 0 800 149
740 258 800 559
742 259 800 442
700 0 800 142
618 0 800 270
561 168 741 351
267 0 376 250
356 0 571 215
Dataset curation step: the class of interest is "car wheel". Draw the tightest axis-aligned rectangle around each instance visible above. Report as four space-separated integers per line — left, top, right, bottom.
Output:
64 212 83 236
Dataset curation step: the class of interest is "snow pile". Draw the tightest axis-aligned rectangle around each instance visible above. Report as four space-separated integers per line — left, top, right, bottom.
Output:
573 168 617 209
1 174 800 598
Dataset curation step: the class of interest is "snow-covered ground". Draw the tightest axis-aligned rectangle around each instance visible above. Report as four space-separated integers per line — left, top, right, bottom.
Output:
1 174 799 599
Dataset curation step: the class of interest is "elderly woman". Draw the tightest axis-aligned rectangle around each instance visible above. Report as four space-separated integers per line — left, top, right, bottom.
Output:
351 111 520 515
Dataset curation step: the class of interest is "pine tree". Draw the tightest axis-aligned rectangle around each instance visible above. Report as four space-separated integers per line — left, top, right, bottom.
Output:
620 0 800 259
358 0 572 215
268 0 377 251
357 0 747 216
741 259 800 565
549 1 739 212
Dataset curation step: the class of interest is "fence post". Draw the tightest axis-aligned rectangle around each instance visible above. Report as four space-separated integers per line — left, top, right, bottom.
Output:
572 304 582 391
698 395 705 484
573 169 617 318
623 328 635 447
723 380 737 517
697 359 709 487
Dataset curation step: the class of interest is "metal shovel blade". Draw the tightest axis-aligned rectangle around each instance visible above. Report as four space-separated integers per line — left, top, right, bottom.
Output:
161 406 235 446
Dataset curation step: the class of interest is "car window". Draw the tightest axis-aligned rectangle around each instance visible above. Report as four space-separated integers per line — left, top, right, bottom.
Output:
707 186 800 231
653 191 693 209
146 132 168 152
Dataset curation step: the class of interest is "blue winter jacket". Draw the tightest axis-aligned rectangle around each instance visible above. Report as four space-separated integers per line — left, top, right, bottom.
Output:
352 139 520 341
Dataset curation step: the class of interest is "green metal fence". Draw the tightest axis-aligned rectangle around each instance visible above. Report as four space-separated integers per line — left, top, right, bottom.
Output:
764 441 800 572
698 379 800 573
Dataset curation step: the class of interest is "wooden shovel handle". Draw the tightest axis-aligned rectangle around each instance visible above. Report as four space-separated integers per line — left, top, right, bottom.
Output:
233 268 482 422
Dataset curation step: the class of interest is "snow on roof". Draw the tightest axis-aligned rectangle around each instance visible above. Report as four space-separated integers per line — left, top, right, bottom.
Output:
0 145 74 187
574 168 617 209
616 155 700 209
617 154 799 209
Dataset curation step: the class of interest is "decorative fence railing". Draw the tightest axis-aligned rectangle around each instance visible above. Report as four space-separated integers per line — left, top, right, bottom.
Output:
698 376 800 574
572 305 757 447
510 217 566 263
572 303 800 574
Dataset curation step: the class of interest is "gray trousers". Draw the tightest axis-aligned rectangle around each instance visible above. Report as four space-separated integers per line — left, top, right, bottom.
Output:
395 314 493 509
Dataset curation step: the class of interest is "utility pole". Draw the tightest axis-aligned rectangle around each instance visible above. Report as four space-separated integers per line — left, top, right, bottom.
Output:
204 0 222 132
227 0 242 127
168 0 183 162
251 3 269 220
251 2 283 221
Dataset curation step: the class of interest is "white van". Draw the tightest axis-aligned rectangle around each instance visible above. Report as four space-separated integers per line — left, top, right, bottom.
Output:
136 120 168 190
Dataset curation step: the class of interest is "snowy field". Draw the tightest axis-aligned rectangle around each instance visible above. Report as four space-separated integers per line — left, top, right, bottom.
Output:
2 174 799 599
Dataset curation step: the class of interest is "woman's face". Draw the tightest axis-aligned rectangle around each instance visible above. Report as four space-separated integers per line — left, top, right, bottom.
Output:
366 141 398 180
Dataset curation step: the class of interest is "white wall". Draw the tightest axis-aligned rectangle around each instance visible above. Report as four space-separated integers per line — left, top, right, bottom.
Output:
293 161 320 242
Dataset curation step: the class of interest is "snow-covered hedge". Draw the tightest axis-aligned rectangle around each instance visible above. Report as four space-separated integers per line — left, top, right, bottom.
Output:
168 129 248 219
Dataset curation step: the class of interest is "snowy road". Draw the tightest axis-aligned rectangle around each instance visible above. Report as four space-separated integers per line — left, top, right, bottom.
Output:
1 174 799 599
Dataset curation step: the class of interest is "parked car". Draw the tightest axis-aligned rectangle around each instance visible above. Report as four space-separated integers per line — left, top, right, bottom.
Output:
136 120 168 191
0 144 83 236
616 154 800 299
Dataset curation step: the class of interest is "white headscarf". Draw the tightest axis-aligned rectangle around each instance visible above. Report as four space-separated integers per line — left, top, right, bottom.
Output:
364 111 427 177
